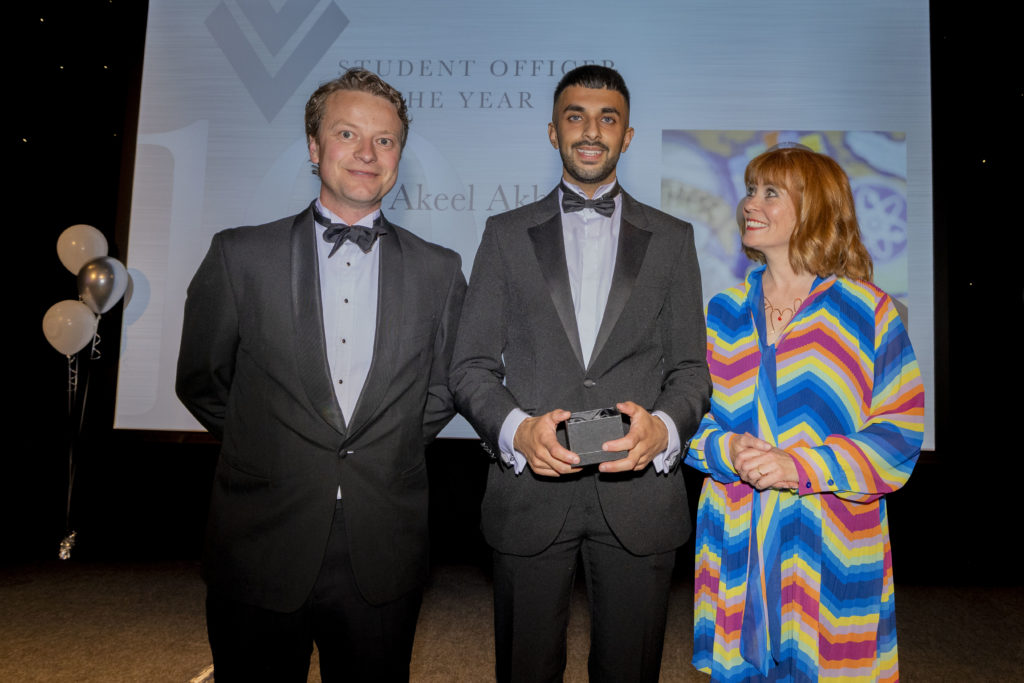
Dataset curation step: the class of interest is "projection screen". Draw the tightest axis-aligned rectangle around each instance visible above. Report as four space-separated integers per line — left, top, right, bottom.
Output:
114 0 934 448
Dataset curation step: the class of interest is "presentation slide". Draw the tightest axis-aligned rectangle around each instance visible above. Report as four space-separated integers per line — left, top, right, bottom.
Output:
115 0 934 448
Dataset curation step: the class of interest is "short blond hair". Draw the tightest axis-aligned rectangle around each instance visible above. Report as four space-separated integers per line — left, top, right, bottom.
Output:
304 68 409 148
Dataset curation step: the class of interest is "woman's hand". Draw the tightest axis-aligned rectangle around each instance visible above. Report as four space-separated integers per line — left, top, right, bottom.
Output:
730 432 799 491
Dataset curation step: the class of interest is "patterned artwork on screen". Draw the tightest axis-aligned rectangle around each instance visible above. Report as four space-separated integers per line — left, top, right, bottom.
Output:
661 130 908 304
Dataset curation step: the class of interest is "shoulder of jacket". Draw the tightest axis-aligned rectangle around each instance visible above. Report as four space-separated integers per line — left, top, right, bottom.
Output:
485 191 559 229
622 192 693 234
388 222 461 266
215 212 301 245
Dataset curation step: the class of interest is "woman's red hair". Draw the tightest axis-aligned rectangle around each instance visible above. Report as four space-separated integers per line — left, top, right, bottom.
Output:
743 146 872 281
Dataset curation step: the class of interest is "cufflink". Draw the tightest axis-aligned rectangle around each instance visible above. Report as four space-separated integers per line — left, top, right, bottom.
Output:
480 441 497 460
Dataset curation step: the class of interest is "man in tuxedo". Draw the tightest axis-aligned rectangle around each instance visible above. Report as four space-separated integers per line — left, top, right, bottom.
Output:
176 68 465 682
451 65 711 682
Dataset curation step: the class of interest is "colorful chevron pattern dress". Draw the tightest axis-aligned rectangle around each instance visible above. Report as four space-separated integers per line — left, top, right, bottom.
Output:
685 266 924 681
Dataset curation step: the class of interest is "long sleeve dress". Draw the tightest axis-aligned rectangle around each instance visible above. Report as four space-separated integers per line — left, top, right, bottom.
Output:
685 266 924 682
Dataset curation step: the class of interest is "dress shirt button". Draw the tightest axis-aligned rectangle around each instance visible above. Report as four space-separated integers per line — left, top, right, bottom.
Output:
337 378 343 385
583 378 596 388
341 338 346 344
344 298 349 303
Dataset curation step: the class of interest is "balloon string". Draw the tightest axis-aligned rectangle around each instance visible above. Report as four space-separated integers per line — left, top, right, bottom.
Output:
66 429 76 534
62 354 82 560
90 322 102 361
69 362 89 522
78 352 90 437
67 353 79 415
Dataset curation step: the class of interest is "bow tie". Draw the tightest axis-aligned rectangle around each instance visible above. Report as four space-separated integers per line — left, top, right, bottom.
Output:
560 183 620 218
312 203 386 256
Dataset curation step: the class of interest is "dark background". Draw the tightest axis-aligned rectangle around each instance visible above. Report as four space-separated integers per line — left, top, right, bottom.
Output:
7 2 1022 584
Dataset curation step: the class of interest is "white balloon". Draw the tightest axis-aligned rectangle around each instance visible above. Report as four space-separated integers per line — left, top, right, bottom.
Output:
123 271 135 308
42 300 97 356
56 224 108 275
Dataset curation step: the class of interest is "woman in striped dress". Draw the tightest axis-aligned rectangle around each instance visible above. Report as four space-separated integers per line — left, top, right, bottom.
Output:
685 145 924 681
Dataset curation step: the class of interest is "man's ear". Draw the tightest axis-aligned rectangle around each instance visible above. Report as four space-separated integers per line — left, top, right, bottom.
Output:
620 126 635 153
308 135 320 164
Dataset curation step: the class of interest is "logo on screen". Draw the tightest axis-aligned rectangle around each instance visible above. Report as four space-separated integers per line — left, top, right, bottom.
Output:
206 0 349 121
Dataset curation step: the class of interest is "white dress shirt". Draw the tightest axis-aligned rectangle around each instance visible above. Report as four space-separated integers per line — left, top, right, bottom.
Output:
562 180 620 367
497 181 680 474
314 199 381 496
314 200 381 420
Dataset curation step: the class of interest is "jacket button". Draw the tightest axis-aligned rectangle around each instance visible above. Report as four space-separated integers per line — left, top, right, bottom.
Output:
583 378 596 388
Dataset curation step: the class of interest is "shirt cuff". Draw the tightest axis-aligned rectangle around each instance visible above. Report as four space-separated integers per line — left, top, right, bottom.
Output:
498 408 530 475
651 411 681 474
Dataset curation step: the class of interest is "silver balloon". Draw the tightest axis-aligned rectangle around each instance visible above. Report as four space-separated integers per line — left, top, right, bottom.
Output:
77 256 129 314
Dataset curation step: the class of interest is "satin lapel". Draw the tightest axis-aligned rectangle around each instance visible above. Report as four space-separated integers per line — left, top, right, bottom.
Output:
290 209 346 434
589 196 652 369
529 212 586 370
345 220 402 439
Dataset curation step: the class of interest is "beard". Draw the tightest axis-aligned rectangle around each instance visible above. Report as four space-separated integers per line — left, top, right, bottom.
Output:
559 141 620 188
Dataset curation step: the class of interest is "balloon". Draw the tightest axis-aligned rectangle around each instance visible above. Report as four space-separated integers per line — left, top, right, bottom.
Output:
42 300 97 356
121 268 149 328
78 256 129 314
57 224 108 275
122 270 135 309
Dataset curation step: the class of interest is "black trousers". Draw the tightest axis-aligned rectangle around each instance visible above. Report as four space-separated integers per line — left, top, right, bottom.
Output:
492 474 676 683
206 500 422 683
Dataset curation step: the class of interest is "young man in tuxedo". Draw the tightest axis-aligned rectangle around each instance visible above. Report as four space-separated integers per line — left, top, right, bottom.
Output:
176 68 465 682
451 65 710 683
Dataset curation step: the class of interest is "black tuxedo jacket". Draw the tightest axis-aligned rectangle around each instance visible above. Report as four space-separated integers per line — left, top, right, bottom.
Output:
176 207 465 611
450 188 711 557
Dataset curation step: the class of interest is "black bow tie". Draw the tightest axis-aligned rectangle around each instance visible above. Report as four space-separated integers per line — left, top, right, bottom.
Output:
312 203 386 256
560 183 620 218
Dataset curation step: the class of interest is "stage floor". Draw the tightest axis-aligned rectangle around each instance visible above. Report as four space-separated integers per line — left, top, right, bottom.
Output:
1 561 1021 681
